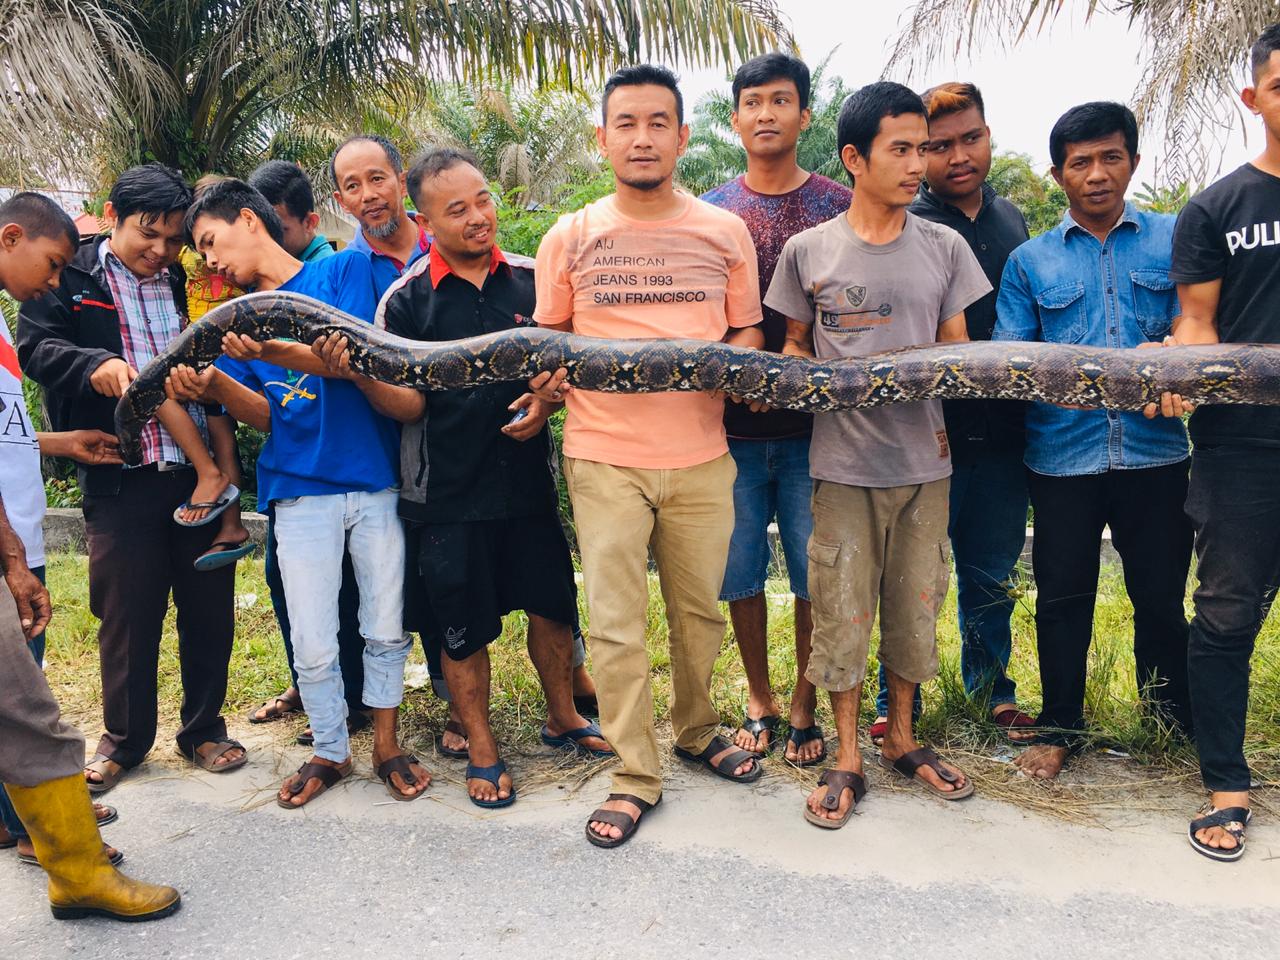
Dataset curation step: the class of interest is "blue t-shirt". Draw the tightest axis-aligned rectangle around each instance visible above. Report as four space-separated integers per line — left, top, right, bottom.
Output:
217 252 399 504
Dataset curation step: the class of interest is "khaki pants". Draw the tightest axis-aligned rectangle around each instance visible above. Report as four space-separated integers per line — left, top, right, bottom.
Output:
806 477 951 693
566 454 736 804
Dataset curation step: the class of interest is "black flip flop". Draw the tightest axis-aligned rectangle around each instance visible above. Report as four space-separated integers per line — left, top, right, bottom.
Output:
786 724 827 767
1188 806 1252 862
437 719 469 759
738 715 780 756
585 793 661 849
674 735 763 783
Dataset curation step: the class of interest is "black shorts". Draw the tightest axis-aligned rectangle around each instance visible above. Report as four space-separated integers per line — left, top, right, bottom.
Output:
405 513 577 661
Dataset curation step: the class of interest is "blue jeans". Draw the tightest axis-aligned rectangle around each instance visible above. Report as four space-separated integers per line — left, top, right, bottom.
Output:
720 436 813 601
1 566 46 841
273 490 410 763
875 452 1028 716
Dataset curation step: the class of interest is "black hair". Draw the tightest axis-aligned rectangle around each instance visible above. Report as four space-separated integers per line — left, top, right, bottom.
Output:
0 191 78 250
1252 23 1280 81
106 163 193 226
602 64 684 126
836 81 927 183
248 160 317 221
405 146 483 209
1048 101 1138 169
328 134 404 188
184 178 285 246
731 52 811 110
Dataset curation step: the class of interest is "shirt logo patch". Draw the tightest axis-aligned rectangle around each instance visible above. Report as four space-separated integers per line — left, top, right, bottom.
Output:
936 430 950 459
845 285 868 308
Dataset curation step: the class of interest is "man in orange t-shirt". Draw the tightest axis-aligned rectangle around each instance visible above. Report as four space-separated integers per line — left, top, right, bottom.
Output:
532 64 765 850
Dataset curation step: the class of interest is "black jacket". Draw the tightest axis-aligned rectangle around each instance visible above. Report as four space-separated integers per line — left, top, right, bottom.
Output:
910 183 1029 461
17 236 189 496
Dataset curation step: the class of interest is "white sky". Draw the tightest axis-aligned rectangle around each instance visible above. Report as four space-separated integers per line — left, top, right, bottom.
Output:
677 0 1258 186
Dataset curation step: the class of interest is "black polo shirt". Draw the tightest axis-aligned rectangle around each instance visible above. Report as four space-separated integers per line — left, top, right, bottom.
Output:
910 183 1029 461
379 245 559 524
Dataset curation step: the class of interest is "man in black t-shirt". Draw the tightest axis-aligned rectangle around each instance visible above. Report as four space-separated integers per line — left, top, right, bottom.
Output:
1152 24 1280 863
314 148 611 809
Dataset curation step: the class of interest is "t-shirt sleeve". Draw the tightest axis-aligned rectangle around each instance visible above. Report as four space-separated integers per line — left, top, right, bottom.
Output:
1169 199 1225 284
533 223 575 327
214 354 263 393
330 253 379 324
763 236 814 324
939 233 993 322
724 218 763 329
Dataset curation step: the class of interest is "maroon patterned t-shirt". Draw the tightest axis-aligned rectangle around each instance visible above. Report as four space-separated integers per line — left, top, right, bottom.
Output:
702 172 852 439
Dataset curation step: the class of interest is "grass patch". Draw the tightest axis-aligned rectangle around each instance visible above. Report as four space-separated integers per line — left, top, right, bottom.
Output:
40 551 1279 821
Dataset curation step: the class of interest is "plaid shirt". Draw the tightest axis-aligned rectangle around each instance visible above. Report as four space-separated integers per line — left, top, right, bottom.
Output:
99 242 208 467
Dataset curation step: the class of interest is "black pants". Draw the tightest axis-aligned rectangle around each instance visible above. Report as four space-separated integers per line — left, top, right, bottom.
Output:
84 467 236 767
1027 461 1193 743
1185 445 1280 792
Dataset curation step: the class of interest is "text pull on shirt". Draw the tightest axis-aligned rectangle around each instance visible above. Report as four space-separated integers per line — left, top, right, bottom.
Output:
1170 163 1280 448
994 203 1190 476
216 252 399 505
534 192 763 469
766 212 991 489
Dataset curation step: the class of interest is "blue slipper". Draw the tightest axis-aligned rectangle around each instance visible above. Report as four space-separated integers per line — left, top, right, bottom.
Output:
465 760 516 809
540 722 613 758
173 483 240 527
193 539 257 572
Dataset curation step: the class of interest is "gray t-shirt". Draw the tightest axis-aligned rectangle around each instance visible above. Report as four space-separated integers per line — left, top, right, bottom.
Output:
766 211 992 488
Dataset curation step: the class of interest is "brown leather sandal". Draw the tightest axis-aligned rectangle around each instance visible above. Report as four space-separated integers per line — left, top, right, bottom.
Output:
84 755 125 795
277 759 352 810
803 768 867 829
376 754 429 802
881 746 974 800
585 793 662 849
177 738 248 774
248 689 303 724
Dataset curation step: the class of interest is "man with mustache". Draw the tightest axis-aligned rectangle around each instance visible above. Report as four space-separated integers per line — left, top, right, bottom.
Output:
994 102 1193 781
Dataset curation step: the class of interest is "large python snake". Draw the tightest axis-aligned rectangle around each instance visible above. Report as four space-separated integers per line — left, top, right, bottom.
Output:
115 290 1280 465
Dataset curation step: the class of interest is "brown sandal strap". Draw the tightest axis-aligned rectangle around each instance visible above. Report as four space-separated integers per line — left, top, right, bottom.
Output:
287 761 344 797
376 754 421 789
589 809 638 831
893 747 958 783
817 769 867 810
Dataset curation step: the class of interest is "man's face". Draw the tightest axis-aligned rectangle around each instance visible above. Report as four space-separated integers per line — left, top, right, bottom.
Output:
417 163 498 263
924 105 992 202
732 78 810 160
191 211 268 289
104 204 185 278
598 84 689 191
1243 50 1280 141
271 203 318 259
841 112 929 208
1051 131 1136 223
0 227 73 301
331 140 408 241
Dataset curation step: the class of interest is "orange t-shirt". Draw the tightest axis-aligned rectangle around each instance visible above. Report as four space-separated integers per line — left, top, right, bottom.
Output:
534 192 762 469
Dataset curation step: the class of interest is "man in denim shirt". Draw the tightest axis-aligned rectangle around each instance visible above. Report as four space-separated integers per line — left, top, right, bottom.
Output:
994 102 1192 780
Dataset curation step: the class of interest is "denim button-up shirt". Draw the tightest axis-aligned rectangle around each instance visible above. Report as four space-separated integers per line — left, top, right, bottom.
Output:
993 203 1189 476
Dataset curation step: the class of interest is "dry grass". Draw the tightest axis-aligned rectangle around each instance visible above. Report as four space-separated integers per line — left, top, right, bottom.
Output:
39 550 1280 825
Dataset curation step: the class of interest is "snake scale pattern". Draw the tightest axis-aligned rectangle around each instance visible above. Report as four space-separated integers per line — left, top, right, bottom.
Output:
115 290 1280 465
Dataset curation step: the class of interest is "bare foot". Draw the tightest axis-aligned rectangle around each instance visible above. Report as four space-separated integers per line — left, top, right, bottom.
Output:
882 738 968 793
1015 743 1068 780
178 469 231 523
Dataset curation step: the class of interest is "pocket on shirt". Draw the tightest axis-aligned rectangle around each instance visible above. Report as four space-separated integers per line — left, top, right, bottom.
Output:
1034 281 1087 344
1130 269 1177 339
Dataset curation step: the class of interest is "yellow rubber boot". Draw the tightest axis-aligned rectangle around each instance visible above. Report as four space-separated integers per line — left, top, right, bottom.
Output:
6 773 181 921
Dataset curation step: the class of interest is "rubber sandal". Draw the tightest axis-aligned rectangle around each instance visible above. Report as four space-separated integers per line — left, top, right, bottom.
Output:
376 754 429 802
803 768 867 830
93 803 118 828
277 759 351 810
540 721 613 758
172 483 240 527
437 720 468 759
880 746 974 800
297 709 371 746
786 724 827 767
674 735 763 784
992 707 1037 739
84 755 124 796
247 690 303 724
738 715 780 756
573 694 599 719
177 738 247 774
466 760 516 809
193 539 256 571
1188 806 1252 862
868 719 887 746
21 843 124 868
585 793 661 849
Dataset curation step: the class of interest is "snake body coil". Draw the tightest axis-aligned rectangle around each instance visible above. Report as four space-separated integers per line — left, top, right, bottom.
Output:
115 290 1280 466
